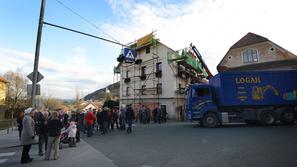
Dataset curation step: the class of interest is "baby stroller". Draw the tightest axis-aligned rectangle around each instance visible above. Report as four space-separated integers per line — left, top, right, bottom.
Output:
59 121 77 149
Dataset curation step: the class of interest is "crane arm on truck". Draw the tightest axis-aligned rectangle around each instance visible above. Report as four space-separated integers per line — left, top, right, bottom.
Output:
190 43 213 79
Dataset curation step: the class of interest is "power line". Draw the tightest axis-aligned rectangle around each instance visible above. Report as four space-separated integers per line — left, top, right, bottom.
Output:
54 0 121 44
43 21 128 47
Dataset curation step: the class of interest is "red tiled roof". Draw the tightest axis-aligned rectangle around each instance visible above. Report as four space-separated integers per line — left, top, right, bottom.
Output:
0 76 8 83
230 32 268 49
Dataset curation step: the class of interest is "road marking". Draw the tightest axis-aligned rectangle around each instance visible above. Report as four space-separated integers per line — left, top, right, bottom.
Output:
0 159 8 164
0 152 15 157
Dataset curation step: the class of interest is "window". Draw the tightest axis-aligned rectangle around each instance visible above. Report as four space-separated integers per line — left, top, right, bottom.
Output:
157 83 162 94
156 62 162 72
141 85 146 95
156 62 162 77
146 47 150 54
126 87 130 96
192 88 210 97
126 70 129 78
141 66 146 76
242 49 258 64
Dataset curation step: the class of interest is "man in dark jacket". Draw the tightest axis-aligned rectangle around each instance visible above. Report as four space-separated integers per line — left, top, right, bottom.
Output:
101 107 109 135
96 110 103 132
45 111 63 160
111 109 119 130
37 112 49 156
125 104 135 134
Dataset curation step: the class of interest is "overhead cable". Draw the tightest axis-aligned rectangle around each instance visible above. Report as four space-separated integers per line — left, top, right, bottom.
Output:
54 0 121 44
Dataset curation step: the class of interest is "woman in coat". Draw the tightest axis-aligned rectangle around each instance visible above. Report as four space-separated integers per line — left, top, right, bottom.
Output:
20 107 35 164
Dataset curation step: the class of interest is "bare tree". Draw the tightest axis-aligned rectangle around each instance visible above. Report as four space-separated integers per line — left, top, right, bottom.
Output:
42 97 63 111
4 70 29 118
73 88 84 112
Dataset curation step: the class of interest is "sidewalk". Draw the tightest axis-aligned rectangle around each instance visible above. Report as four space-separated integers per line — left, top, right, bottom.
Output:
0 127 21 149
0 129 117 167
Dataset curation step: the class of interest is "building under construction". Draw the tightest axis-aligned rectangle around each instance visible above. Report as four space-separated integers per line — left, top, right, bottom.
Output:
114 33 210 120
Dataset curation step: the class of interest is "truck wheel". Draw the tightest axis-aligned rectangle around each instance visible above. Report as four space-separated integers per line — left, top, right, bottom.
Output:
280 110 296 125
202 113 218 128
260 110 275 125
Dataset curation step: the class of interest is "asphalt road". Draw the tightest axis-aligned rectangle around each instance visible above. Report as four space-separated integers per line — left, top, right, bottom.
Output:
83 122 297 167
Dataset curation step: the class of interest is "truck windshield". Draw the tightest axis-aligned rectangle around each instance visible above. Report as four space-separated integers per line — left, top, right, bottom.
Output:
192 88 210 97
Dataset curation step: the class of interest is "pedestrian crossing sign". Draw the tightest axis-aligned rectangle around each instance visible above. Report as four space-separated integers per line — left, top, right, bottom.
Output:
124 48 136 63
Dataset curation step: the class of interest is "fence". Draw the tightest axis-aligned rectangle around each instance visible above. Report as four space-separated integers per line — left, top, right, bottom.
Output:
0 119 16 131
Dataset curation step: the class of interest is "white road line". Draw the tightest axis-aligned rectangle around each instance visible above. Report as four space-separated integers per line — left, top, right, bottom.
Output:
0 159 8 164
0 152 15 157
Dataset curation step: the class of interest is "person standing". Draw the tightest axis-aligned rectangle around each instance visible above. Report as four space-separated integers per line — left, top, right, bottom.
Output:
125 104 135 134
111 109 119 130
37 111 49 156
20 108 35 164
75 112 81 142
161 107 167 123
119 105 126 131
85 109 96 137
101 107 109 135
156 105 162 124
96 109 103 132
16 111 24 140
45 111 62 160
107 109 112 130
63 113 69 127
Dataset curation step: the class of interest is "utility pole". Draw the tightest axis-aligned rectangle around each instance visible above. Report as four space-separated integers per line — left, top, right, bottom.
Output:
31 0 46 108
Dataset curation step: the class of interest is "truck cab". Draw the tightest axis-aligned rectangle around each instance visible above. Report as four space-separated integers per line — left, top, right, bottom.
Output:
186 84 220 127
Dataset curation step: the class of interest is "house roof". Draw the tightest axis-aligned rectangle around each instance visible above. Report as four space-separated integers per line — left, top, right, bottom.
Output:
230 32 268 49
0 76 8 83
219 59 297 72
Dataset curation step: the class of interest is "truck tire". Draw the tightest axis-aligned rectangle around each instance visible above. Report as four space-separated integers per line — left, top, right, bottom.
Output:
202 113 218 128
280 110 296 125
260 110 275 125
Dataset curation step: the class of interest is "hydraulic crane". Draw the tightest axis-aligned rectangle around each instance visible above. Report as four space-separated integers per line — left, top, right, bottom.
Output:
190 43 213 79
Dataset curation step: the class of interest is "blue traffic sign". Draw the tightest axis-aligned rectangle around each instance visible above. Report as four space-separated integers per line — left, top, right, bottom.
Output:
123 48 136 63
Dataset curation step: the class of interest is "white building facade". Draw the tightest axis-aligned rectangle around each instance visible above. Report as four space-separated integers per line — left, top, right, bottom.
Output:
118 42 190 120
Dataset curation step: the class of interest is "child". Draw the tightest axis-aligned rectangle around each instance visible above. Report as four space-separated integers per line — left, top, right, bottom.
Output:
65 121 77 147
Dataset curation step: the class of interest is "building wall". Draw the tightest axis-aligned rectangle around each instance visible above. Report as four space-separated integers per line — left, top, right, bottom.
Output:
219 41 297 70
0 81 7 119
119 43 188 120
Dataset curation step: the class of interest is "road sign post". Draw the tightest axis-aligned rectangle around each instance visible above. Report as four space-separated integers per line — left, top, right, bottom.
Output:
31 0 46 108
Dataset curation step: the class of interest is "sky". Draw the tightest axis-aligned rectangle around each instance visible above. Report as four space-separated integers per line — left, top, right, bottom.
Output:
0 0 297 99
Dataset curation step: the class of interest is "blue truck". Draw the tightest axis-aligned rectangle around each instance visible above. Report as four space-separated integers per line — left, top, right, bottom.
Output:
186 70 297 127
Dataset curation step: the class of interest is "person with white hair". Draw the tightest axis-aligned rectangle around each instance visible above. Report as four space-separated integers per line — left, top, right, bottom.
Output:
20 107 35 164
119 104 126 130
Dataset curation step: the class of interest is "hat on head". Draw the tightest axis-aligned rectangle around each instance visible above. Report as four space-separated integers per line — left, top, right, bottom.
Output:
24 107 33 114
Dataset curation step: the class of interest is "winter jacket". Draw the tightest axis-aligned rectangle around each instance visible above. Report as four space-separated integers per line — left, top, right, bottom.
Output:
102 110 108 122
112 111 118 121
125 107 135 121
36 112 48 135
21 115 35 145
85 111 96 125
119 108 126 120
64 122 77 138
96 112 103 124
47 118 63 137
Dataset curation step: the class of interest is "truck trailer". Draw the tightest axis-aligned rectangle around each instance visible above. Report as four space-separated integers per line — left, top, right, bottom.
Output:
186 70 297 127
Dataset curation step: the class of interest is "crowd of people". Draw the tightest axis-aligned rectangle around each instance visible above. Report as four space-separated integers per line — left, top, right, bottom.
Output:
16 103 168 164
17 107 77 164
